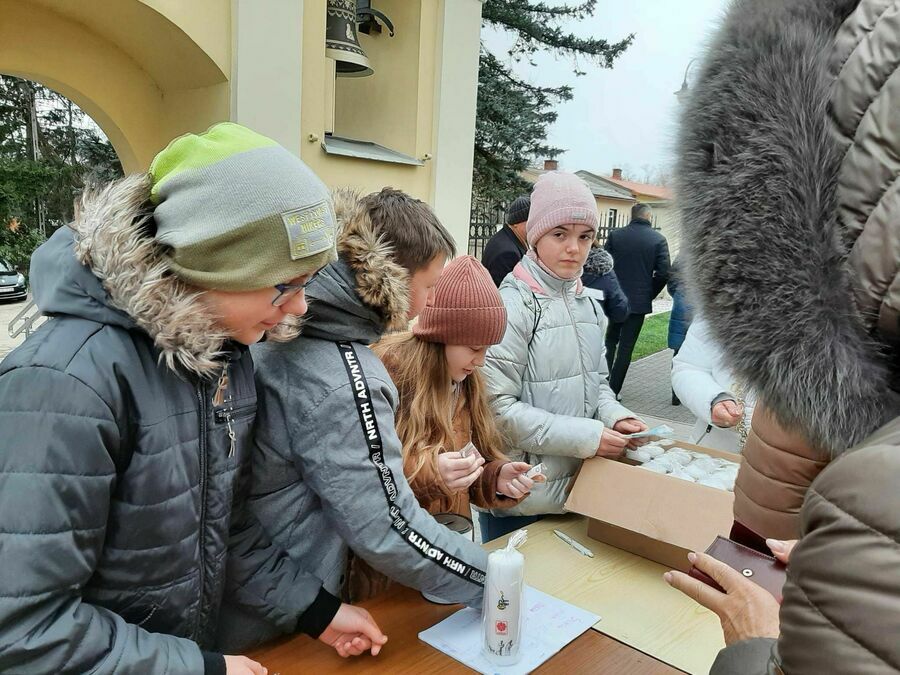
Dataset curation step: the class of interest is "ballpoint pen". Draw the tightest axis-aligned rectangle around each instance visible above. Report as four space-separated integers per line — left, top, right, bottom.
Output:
553 529 594 558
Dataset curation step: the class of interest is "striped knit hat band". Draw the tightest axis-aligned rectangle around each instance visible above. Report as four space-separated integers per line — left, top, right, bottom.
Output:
150 122 337 291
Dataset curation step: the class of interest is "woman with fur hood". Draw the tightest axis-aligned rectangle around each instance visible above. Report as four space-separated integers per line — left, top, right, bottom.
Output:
581 245 630 323
663 1 900 672
0 123 385 674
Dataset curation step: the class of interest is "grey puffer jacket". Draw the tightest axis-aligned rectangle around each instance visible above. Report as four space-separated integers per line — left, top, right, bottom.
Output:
482 255 635 516
679 0 900 671
0 176 333 674
215 190 489 648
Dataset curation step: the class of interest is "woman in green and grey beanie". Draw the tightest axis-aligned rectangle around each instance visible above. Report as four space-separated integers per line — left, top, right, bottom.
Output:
0 123 386 675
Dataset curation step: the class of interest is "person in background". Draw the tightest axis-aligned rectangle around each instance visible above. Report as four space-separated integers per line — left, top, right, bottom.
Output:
665 0 900 671
367 256 538 591
481 172 647 542
604 202 671 396
481 194 529 286
581 244 630 323
671 319 756 453
666 257 692 405
218 188 491 647
0 123 385 675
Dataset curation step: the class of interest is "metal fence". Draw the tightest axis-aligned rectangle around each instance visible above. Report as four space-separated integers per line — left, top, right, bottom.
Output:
468 198 507 259
468 198 658 258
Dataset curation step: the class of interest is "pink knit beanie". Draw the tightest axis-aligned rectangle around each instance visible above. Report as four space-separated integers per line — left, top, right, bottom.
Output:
413 256 507 345
526 171 599 247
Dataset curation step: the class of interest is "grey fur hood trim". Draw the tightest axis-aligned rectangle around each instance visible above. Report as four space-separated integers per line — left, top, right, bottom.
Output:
584 248 614 277
675 0 893 455
71 174 297 377
333 187 410 332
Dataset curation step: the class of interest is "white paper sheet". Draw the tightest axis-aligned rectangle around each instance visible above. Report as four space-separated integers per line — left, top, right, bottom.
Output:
418 586 600 674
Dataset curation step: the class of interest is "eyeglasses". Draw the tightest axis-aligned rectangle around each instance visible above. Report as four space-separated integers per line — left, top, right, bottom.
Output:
272 271 318 307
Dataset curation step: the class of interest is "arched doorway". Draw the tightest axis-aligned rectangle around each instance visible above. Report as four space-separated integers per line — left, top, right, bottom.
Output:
0 0 231 172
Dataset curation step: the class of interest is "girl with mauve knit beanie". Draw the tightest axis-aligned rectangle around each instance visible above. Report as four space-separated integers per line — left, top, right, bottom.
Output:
373 256 540 537
479 172 647 542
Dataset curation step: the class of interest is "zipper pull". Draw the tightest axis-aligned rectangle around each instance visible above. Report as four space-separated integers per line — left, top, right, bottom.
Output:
226 413 236 458
212 362 230 407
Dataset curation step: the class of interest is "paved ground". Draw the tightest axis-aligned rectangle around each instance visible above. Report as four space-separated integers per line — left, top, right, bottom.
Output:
617 349 699 438
650 297 673 316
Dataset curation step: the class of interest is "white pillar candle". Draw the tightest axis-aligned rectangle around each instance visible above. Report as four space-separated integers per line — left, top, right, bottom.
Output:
482 529 527 665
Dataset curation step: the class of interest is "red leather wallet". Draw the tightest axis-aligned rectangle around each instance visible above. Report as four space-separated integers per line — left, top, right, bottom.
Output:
688 535 787 602
729 520 770 555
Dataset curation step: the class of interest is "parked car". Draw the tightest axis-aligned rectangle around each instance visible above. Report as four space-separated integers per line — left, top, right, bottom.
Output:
0 260 27 301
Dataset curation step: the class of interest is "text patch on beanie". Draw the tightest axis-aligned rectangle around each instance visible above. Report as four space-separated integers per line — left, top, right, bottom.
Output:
281 200 336 260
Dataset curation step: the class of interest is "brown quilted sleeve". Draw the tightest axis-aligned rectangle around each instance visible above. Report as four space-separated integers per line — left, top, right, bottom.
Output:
733 405 830 540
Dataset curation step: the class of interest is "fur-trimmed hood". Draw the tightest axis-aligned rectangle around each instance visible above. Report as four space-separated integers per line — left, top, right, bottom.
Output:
31 174 296 379
300 187 410 343
583 247 614 277
676 0 898 454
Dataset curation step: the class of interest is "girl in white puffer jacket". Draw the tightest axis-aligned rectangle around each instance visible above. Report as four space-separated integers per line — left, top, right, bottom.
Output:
671 318 756 453
480 172 647 541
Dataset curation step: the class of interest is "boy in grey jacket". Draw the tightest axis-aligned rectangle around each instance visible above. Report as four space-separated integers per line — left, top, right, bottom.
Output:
217 188 490 646
0 124 385 675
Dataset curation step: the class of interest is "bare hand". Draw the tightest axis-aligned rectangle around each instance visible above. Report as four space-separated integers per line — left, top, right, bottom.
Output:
437 450 485 492
664 552 780 645
766 538 798 566
613 418 649 448
224 655 267 675
711 400 744 428
597 427 629 457
318 604 388 657
496 461 536 499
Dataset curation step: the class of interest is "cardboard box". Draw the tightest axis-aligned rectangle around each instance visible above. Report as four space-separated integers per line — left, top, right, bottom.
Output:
564 442 741 572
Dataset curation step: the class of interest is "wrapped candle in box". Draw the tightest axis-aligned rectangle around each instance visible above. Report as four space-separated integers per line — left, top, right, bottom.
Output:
482 529 527 665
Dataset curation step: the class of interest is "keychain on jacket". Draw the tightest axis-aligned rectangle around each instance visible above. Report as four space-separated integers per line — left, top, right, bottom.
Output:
212 361 237 457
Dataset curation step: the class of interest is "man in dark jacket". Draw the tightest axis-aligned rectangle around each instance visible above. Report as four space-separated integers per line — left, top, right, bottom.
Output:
481 194 529 286
604 203 671 394
0 124 385 675
582 246 630 323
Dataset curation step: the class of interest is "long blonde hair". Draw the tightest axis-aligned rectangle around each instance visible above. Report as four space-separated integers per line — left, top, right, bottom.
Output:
373 331 506 483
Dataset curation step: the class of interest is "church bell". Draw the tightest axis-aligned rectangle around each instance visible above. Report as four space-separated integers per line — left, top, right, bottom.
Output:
325 0 373 78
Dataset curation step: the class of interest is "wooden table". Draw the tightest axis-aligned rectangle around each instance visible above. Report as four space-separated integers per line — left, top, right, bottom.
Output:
250 515 723 674
249 585 680 674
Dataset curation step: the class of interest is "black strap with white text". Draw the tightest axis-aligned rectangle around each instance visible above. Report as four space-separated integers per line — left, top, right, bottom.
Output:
337 341 485 586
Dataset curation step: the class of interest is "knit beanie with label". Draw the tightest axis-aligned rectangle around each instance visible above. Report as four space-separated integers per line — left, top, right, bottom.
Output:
413 256 507 345
526 171 599 247
149 122 337 291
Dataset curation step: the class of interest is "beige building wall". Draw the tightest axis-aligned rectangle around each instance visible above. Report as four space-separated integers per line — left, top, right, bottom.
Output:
1 0 482 253
649 203 681 259
230 0 303 151
594 196 635 228
430 0 484 248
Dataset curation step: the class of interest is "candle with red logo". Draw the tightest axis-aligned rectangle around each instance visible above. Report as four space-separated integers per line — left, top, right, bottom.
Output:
482 529 526 665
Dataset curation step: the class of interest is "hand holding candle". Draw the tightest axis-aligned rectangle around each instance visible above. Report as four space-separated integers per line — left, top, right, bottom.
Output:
437 446 485 492
496 462 537 499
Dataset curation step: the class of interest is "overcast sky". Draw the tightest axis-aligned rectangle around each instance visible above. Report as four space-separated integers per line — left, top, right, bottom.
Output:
483 0 731 181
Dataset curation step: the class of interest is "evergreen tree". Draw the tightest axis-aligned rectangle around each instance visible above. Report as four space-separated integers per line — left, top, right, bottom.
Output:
0 75 122 272
475 1 633 203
